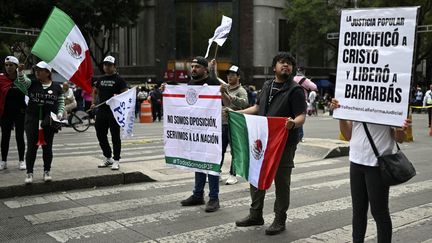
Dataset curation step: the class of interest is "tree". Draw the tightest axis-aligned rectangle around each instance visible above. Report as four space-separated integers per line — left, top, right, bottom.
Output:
1 0 143 71
284 0 432 83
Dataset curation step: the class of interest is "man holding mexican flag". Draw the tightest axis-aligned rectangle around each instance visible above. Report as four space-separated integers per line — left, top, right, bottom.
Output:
232 52 306 235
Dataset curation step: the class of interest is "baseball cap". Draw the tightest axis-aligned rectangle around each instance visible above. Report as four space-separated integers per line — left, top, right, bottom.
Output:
191 56 208 68
226 65 240 74
35 61 52 72
103 55 115 64
5 56 19 65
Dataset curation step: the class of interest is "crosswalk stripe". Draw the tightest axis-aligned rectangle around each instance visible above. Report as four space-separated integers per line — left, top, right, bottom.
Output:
7 165 347 209
45 178 351 242
293 202 432 243
3 179 195 209
139 180 432 243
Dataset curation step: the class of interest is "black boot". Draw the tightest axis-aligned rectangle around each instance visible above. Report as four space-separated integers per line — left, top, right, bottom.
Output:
265 214 286 235
235 210 264 227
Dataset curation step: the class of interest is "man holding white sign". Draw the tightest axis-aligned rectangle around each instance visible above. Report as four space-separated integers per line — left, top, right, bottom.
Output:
164 56 222 213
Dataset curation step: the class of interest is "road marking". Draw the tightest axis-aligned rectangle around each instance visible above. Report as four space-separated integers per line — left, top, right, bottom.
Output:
46 178 351 242
7 166 347 209
3 179 195 208
293 202 432 243
139 180 432 243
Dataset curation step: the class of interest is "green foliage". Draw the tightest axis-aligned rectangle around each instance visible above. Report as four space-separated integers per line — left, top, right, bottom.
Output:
284 0 432 69
0 0 143 68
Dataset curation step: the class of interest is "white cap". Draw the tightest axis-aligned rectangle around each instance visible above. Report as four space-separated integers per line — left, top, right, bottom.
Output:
227 65 239 74
103 55 115 64
35 61 52 72
5 56 19 65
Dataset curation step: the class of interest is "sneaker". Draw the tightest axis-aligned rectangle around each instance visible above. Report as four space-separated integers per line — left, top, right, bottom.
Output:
98 158 114 168
0 161 7 170
111 160 120 170
205 198 220 212
25 173 33 184
19 161 26 170
180 195 205 206
225 175 238 185
43 171 52 182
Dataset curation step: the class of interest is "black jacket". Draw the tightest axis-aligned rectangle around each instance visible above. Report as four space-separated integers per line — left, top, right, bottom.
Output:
257 79 306 144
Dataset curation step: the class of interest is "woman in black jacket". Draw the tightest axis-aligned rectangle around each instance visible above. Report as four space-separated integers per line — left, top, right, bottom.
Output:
18 61 65 184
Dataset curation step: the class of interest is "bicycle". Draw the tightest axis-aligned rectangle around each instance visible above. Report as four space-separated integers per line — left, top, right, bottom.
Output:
64 109 91 132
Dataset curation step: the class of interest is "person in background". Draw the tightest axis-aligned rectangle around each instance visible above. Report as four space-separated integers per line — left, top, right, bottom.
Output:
423 84 432 127
0 56 29 170
216 63 249 185
62 82 77 118
413 85 423 113
331 98 410 243
18 61 65 183
293 66 317 142
91 55 128 170
149 85 162 122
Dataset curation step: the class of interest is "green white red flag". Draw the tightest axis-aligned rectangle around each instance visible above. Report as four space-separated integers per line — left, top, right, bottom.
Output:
31 7 93 93
229 111 288 190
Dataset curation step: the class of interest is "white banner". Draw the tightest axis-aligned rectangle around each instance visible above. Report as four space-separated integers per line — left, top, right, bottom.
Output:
204 15 232 58
163 85 222 175
333 7 418 127
106 88 136 138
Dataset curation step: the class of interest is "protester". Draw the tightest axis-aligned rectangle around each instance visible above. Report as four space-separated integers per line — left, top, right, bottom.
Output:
235 52 306 235
293 66 317 142
413 85 423 113
330 98 410 243
423 84 432 127
91 55 128 170
62 82 77 118
176 56 221 213
307 89 318 116
0 56 29 170
18 61 65 183
148 85 162 122
215 63 249 185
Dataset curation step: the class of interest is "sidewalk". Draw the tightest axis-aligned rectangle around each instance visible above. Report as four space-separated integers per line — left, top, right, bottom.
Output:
0 138 349 199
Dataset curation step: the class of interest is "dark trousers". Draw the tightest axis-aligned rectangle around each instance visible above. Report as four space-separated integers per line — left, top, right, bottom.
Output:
249 144 296 217
1 111 25 161
95 109 121 160
193 172 219 200
221 124 235 175
151 102 162 122
25 116 56 173
350 162 392 243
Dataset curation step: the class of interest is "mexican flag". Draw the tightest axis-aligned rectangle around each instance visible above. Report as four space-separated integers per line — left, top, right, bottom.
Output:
229 111 289 190
31 7 93 93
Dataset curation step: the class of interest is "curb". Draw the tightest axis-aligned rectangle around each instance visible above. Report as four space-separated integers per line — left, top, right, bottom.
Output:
0 172 155 199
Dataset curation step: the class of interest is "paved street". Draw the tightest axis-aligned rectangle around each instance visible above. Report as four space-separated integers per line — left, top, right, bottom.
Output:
0 113 431 242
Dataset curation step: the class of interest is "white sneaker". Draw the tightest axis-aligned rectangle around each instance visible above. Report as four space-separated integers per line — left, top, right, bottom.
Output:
226 175 238 185
111 160 120 170
43 171 52 182
0 161 7 170
25 173 33 184
98 158 114 168
19 161 26 170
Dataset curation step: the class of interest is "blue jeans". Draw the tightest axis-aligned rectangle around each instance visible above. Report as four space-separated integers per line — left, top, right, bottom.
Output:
193 172 219 200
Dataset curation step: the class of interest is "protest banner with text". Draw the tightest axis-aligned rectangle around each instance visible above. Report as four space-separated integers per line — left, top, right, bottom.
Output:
333 7 419 127
163 85 222 175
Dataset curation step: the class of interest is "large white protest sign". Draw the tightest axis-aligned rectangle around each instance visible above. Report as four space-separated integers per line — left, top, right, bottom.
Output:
333 7 419 127
204 15 232 58
106 88 136 138
163 85 222 175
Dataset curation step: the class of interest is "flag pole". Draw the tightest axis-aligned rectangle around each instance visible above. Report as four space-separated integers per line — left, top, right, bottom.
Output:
214 44 219 59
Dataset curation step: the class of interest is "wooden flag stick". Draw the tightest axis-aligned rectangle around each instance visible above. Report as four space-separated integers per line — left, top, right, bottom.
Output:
214 45 219 59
